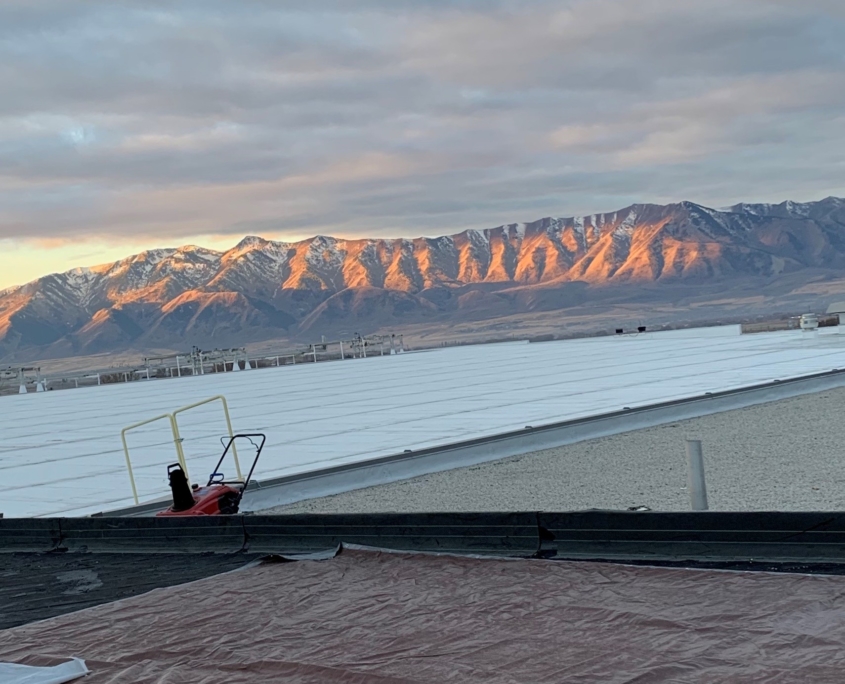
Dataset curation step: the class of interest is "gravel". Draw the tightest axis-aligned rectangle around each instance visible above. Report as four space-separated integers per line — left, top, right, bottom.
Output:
261 387 845 514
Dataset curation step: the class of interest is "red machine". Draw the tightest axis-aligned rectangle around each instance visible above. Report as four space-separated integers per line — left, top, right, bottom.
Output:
157 433 265 517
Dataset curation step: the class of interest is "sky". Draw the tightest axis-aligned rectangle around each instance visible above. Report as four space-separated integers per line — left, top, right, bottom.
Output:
1 0 844 290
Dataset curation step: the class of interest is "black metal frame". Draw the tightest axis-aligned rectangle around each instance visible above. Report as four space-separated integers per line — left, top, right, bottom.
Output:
207 433 266 508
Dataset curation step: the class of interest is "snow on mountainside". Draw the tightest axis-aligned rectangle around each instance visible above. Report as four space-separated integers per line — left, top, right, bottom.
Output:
2 197 845 357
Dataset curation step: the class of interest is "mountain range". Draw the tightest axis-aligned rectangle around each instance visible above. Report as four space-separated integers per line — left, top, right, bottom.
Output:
2 197 845 360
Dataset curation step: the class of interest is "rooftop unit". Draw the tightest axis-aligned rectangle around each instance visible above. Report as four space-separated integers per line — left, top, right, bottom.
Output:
799 313 819 331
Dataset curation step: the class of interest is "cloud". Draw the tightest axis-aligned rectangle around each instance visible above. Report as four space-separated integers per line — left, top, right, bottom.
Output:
0 0 842 255
548 69 845 167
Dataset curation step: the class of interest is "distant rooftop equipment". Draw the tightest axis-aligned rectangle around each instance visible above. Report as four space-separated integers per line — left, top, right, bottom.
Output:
1 366 45 395
799 313 819 331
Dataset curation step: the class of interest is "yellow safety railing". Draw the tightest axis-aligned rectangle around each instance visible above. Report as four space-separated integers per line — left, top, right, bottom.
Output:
121 413 186 505
120 394 240 506
172 395 242 481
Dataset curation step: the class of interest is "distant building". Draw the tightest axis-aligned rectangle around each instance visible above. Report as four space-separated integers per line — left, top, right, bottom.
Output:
826 301 845 324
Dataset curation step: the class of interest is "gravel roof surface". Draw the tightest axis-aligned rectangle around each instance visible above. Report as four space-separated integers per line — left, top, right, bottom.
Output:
262 387 845 514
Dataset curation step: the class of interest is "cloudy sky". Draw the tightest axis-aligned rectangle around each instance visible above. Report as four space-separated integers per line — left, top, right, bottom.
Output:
1 0 843 289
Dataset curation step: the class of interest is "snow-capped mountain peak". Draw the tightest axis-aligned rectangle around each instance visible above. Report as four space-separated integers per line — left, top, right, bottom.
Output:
2 197 843 357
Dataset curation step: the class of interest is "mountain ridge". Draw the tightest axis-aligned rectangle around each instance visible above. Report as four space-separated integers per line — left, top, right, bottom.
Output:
2 197 845 359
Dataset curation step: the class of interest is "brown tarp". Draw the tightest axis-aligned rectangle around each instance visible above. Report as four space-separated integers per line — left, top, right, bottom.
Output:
2 548 845 683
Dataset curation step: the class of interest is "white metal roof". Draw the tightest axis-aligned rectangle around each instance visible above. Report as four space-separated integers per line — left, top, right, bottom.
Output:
3 324 845 518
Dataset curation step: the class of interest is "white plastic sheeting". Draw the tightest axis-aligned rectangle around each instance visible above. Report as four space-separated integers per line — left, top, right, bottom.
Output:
3 325 845 517
0 658 88 683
